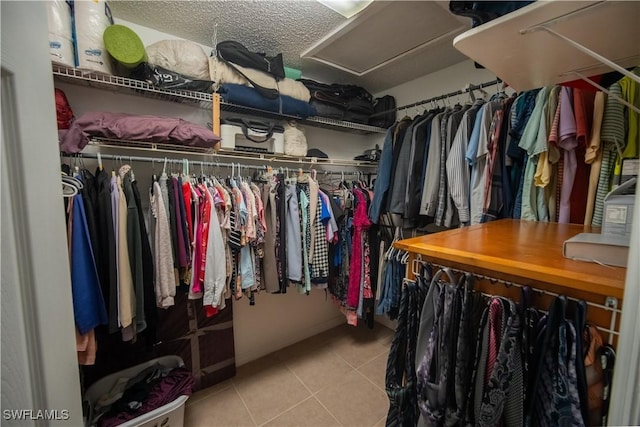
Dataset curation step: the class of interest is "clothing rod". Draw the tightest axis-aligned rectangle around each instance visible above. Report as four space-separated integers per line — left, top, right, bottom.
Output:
413 258 622 314
60 152 366 176
369 78 502 118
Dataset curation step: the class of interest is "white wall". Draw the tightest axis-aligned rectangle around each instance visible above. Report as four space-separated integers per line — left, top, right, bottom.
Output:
378 59 509 114
233 291 345 366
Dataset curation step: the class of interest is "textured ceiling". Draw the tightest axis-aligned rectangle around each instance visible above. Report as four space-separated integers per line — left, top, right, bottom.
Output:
109 0 470 93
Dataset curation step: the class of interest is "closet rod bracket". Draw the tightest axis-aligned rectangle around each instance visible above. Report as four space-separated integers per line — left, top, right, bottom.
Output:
605 296 619 345
605 296 619 310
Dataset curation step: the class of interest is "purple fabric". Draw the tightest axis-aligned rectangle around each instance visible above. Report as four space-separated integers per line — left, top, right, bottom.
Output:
558 87 578 224
97 368 194 427
60 112 221 154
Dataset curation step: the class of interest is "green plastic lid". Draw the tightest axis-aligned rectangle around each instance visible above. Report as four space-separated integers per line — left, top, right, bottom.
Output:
103 24 147 69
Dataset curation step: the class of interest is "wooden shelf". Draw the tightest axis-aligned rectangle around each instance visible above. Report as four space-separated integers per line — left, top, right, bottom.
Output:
395 219 626 300
453 0 640 92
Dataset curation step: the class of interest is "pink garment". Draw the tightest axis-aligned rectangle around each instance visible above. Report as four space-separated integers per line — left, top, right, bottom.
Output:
197 184 213 289
188 185 202 299
59 112 220 154
346 189 371 308
558 87 578 224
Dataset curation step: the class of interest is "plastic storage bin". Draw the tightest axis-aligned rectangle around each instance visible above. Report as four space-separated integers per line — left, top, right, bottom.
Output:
220 121 284 154
84 356 189 427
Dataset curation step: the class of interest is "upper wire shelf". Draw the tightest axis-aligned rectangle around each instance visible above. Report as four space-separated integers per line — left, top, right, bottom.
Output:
52 64 388 135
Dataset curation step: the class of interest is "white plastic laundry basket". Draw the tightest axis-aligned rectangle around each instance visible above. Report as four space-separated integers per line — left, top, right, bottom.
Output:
84 356 189 427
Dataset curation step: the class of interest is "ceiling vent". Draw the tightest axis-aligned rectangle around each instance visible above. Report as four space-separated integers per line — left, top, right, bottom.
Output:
301 1 469 77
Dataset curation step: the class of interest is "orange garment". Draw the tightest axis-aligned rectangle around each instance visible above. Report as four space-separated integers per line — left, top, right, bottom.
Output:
584 325 604 426
76 328 97 365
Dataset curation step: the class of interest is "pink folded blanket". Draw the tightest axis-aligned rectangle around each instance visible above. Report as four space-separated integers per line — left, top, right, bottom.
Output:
60 112 220 154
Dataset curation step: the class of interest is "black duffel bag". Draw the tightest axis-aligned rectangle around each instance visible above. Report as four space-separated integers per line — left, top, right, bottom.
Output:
344 98 374 124
217 40 285 80
309 90 348 120
369 95 396 128
299 79 374 124
130 62 215 93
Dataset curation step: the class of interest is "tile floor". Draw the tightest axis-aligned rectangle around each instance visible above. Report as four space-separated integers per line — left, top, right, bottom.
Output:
184 323 394 426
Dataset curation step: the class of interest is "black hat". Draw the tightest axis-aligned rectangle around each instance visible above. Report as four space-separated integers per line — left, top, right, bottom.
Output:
306 148 328 158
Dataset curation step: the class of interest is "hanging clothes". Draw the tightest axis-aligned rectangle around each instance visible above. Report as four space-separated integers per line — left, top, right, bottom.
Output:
131 174 157 343
527 297 585 427
95 167 119 334
67 192 108 335
261 176 279 292
519 86 552 222
593 82 626 226
120 165 146 334
569 89 595 224
447 100 484 226
116 173 136 342
202 184 227 315
385 276 428 427
470 297 523 427
613 68 640 179
150 180 176 307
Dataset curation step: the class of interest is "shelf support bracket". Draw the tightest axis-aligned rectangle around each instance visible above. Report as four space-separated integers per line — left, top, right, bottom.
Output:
605 296 619 345
565 71 640 115
521 25 640 86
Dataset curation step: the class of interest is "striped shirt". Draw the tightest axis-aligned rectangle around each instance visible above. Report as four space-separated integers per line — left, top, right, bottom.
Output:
420 113 445 216
447 101 484 225
593 83 625 226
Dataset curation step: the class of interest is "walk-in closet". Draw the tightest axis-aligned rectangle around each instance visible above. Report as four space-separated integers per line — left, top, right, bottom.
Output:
1 1 639 426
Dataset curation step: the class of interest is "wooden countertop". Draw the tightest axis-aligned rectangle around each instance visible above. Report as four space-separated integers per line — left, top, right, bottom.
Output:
394 219 626 300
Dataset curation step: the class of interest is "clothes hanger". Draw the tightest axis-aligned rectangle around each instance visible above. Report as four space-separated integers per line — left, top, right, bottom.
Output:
129 156 135 181
61 181 78 197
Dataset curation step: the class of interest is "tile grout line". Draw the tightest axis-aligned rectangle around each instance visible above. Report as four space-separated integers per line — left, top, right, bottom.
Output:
232 381 259 427
311 395 344 427
356 353 391 395
283 361 344 426
256 394 317 427
328 343 389 371
354 366 389 396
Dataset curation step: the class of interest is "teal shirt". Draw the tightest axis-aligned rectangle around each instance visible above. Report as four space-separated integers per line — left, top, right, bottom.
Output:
519 86 552 221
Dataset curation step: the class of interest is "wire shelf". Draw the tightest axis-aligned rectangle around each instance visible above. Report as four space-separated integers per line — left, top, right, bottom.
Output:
52 64 388 135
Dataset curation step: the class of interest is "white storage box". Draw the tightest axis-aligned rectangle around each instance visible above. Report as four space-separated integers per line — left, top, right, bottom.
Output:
220 119 284 154
602 178 636 239
84 356 189 427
